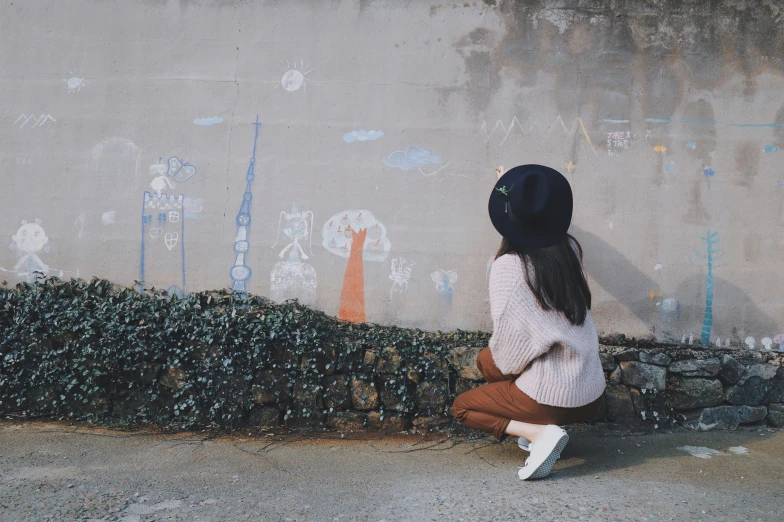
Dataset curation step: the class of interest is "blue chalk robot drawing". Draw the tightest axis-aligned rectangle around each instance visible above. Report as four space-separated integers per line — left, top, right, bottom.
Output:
695 230 722 345
229 116 262 293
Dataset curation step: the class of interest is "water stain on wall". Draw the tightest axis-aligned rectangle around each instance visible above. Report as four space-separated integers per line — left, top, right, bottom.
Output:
734 141 759 187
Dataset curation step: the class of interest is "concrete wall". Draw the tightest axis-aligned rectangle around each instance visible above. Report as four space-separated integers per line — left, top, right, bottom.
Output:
1 0 783 344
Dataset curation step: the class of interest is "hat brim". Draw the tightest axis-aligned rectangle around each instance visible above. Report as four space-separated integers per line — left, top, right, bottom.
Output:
488 165 571 249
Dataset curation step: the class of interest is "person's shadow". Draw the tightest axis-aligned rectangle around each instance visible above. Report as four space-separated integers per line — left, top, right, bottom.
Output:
572 226 781 341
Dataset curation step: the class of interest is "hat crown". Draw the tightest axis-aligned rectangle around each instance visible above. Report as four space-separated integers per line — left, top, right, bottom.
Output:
510 170 550 216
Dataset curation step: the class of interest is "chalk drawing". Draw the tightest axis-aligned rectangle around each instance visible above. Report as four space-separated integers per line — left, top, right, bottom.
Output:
729 122 784 127
564 160 576 174
140 192 185 294
761 337 773 350
73 213 85 238
92 137 142 179
16 157 32 166
682 120 718 124
193 117 224 126
702 166 715 185
102 211 116 225
65 71 84 93
546 116 598 156
715 338 722 347
183 197 203 219
601 119 629 124
686 141 697 150
167 156 197 183
481 117 525 145
774 334 784 351
645 118 671 123
278 59 314 93
343 130 384 143
696 230 721 345
431 269 458 304
1 220 78 282
270 204 317 306
384 146 443 172
168 211 180 223
389 257 415 299
654 264 663 271
322 210 391 323
14 114 55 129
606 130 631 156
149 160 175 197
653 145 667 153
745 337 756 349
665 161 676 173
229 116 262 293
763 145 778 153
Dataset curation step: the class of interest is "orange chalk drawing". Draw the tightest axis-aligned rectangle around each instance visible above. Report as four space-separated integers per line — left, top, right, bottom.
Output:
339 228 367 323
653 145 667 153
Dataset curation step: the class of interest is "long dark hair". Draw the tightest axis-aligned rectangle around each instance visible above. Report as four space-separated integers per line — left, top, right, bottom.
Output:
496 234 591 326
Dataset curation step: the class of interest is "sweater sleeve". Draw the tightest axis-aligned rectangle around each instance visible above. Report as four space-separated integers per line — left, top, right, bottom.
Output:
488 255 556 375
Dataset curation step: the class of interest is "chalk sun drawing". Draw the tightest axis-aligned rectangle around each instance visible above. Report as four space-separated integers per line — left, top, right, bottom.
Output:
65 71 84 93
193 117 224 126
343 130 384 143
277 59 314 93
270 204 317 306
322 210 391 323
383 146 450 176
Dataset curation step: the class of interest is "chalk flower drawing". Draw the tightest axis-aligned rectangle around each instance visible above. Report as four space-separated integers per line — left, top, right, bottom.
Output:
389 257 415 298
322 210 391 323
343 130 384 143
65 71 84 93
431 269 458 303
384 146 448 176
270 204 317 306
686 141 697 150
277 59 314 93
193 117 224 126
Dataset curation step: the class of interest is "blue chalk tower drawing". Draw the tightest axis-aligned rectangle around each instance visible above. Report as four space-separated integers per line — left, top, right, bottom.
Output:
229 116 262 293
696 230 721 345
140 192 186 296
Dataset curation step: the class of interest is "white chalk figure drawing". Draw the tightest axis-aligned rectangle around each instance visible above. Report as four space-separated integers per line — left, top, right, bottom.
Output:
431 269 458 304
745 336 756 349
343 129 384 143
65 71 84 93
101 211 116 225
269 204 317 306
14 114 56 129
389 257 415 299
1 220 78 282
92 137 142 179
278 59 315 93
481 116 525 145
383 146 450 176
73 213 85 238
140 192 185 297
322 210 391 323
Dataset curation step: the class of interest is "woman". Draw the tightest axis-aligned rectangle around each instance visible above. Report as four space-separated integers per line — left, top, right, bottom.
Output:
451 164 605 480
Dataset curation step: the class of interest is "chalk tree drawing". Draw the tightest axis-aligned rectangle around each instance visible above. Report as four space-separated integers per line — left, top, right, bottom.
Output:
431 269 458 304
270 204 317 306
389 257 415 299
1 220 78 282
140 193 185 296
322 210 391 323
14 114 55 129
278 59 314 93
383 146 449 176
229 116 262 293
695 230 723 345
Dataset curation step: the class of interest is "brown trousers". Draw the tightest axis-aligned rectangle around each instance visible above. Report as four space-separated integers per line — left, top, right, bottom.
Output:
451 348 599 441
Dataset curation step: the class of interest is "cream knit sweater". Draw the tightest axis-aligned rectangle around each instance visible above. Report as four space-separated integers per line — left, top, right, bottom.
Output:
488 254 606 408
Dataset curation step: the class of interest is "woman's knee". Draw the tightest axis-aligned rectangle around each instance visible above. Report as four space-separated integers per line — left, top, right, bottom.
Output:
475 348 493 379
451 393 469 421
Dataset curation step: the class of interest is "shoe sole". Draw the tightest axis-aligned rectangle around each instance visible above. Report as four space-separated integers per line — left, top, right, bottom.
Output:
519 432 569 480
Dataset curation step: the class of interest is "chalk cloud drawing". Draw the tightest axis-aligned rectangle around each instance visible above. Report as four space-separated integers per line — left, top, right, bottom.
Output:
2 220 78 282
761 337 773 350
270 204 317 306
763 145 778 153
745 336 756 349
65 71 84 93
14 114 55 129
193 117 224 126
183 197 204 219
389 257 415 299
322 210 391 323
102 211 116 225
384 146 450 176
229 117 262 293
343 130 384 143
278 59 314 93
431 269 458 304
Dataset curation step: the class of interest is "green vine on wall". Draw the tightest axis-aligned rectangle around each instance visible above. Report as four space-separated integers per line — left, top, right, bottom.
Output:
0 277 490 430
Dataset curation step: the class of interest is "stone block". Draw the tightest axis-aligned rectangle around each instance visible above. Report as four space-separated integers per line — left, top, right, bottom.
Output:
248 406 280 427
767 410 784 428
616 350 639 362
599 353 616 371
416 381 449 415
605 385 636 420
252 371 280 405
639 352 671 366
668 358 721 377
768 370 784 403
367 411 408 432
363 349 377 366
159 366 186 390
351 378 379 411
324 375 352 411
327 411 366 432
412 415 452 432
718 355 745 385
590 393 608 421
377 347 402 374
380 376 406 412
608 367 622 385
737 405 767 424
698 406 740 431
448 346 485 381
725 377 772 406
738 364 778 385
620 361 666 391
666 377 725 410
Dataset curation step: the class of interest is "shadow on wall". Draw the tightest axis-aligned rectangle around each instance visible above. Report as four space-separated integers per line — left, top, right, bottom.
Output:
573 227 781 341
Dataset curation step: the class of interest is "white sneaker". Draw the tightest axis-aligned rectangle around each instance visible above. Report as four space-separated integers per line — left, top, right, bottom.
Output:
517 425 569 480
517 437 533 452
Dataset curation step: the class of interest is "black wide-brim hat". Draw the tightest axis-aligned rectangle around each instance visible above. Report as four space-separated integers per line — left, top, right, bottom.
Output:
488 164 573 249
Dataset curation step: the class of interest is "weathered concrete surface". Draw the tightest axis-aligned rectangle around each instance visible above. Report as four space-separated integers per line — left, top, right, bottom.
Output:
1 0 784 341
1 422 782 521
